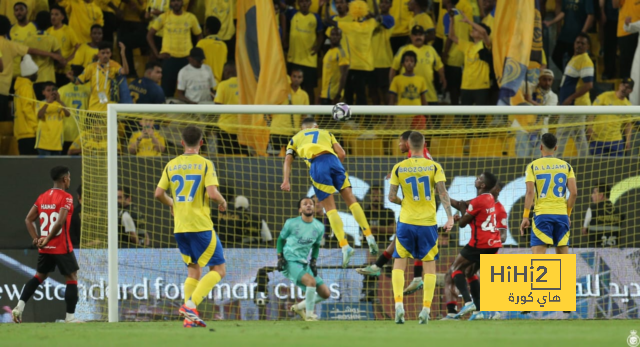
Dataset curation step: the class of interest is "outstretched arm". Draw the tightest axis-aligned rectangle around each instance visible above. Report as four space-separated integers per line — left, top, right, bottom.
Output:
436 181 454 231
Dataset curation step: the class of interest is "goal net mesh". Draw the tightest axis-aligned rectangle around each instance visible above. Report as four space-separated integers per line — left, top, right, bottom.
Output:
72 108 640 321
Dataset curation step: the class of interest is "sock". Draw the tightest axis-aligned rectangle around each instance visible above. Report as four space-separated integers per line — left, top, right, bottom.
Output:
305 287 317 316
423 274 436 309
184 277 199 305
190 271 222 307
374 252 392 268
65 313 75 321
392 269 404 304
349 203 372 237
65 281 78 314
413 261 423 279
452 270 472 303
468 275 480 311
314 295 326 304
326 209 348 247
19 276 43 303
446 301 458 314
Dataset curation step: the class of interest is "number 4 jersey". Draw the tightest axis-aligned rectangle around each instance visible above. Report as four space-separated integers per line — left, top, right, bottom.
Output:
466 193 502 249
34 188 74 254
525 157 575 216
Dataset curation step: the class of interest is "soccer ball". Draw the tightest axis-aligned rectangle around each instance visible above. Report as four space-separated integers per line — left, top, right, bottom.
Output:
332 102 352 122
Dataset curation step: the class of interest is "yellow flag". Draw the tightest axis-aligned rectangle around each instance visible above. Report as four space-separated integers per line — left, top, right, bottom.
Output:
492 0 536 105
236 0 290 156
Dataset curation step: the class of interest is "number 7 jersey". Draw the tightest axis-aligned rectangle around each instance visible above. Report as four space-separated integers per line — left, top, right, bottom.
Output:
525 156 576 216
34 188 74 254
157 154 219 233
390 158 446 226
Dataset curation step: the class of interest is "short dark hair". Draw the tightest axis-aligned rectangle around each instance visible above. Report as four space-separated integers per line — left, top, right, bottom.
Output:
576 32 591 46
91 24 103 32
70 64 84 78
298 197 314 209
301 117 317 126
181 126 203 146
118 186 131 198
291 68 304 76
42 81 57 90
145 61 162 71
408 131 424 149
50 5 67 19
0 15 11 36
540 133 557 149
76 184 82 198
35 11 51 30
481 172 498 191
14 2 27 10
401 50 417 64
401 130 413 141
205 16 221 34
596 183 611 198
50 166 70 181
98 41 112 51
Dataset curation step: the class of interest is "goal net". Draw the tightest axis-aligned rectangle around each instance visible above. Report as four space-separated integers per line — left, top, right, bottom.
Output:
71 104 640 322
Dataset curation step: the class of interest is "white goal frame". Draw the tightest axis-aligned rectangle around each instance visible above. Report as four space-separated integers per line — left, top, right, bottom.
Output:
106 104 639 322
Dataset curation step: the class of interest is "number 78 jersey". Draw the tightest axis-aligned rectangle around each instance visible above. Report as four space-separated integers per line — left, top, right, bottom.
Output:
525 157 576 216
158 154 219 233
34 188 74 254
390 158 446 226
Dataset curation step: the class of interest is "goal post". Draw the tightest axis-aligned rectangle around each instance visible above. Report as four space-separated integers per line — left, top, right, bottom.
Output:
103 104 640 323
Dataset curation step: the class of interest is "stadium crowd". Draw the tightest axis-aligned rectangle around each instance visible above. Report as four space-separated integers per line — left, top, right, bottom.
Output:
0 0 639 157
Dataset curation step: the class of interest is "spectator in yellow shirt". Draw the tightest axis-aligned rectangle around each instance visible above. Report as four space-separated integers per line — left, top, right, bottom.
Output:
197 16 227 84
58 0 104 45
442 1 471 107
588 79 634 156
14 54 39 155
370 0 395 105
59 65 90 153
204 0 236 60
409 0 435 44
26 11 63 100
47 6 81 86
389 50 428 129
389 0 413 53
10 2 38 78
1 0 35 24
147 0 202 97
35 82 71 155
214 61 246 155
320 27 349 109
270 69 309 152
117 0 147 78
70 25 103 68
129 119 167 156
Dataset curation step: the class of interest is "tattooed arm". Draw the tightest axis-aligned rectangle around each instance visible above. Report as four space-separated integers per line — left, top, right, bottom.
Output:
436 181 454 231
388 184 402 205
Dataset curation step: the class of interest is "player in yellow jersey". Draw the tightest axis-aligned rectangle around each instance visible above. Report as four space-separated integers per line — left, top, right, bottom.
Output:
388 131 454 324
281 117 378 268
520 133 578 255
154 126 228 328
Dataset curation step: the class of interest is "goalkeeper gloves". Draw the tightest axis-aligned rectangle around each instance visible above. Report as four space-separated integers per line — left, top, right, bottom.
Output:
277 254 287 272
309 258 318 277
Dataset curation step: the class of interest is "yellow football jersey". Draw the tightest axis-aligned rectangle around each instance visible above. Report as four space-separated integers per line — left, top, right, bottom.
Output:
270 88 308 136
214 76 239 134
392 44 443 102
77 60 122 112
286 128 339 163
35 101 67 151
157 154 219 233
321 46 349 100
13 77 38 140
9 22 37 77
525 157 576 216
458 40 490 90
25 34 61 83
390 158 446 226
204 0 236 41
151 11 202 58
129 131 167 156
46 25 81 73
389 0 413 36
389 74 427 105
591 91 632 142
372 15 395 68
287 11 322 68
337 19 377 71
324 14 352 55
60 0 104 44
409 12 435 34
196 35 227 83
59 82 90 142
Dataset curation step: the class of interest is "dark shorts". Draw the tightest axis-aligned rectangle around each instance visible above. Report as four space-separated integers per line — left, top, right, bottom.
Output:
371 68 390 89
459 245 500 263
37 252 80 276
444 65 462 91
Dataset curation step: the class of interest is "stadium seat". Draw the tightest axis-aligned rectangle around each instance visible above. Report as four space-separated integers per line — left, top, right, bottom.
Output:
0 121 13 136
350 138 385 156
469 138 504 157
430 137 464 157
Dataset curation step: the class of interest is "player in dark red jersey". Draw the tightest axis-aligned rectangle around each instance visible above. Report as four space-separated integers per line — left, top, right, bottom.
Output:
12 166 80 323
356 130 432 294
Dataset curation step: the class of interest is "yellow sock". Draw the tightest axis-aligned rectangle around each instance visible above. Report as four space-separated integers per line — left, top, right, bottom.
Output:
191 271 222 307
326 209 348 247
184 277 199 304
349 203 372 237
392 269 405 304
423 274 437 308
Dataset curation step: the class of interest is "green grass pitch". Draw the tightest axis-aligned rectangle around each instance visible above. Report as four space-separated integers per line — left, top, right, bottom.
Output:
2 320 638 347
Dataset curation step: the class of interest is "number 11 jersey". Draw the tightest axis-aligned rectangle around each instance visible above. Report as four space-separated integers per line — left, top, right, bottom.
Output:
158 154 219 233
525 156 575 216
34 188 74 254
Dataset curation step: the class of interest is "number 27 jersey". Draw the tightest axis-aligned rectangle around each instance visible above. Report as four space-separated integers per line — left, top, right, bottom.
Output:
34 188 74 254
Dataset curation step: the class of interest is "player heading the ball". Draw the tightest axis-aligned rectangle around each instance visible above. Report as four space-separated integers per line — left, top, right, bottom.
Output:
281 117 379 268
278 197 332 321
388 131 454 324
155 125 228 328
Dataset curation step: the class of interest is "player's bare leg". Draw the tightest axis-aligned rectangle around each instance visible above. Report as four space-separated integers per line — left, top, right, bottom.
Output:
13 272 49 323
451 255 477 318
293 275 331 321
531 245 549 254
555 245 569 254
319 195 355 267
419 259 437 325
392 258 408 324
340 187 378 255
181 263 226 327
63 271 82 323
357 240 395 276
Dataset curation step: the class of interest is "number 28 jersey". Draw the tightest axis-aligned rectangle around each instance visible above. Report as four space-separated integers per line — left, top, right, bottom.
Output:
525 157 575 216
157 154 219 233
34 188 74 254
466 193 501 249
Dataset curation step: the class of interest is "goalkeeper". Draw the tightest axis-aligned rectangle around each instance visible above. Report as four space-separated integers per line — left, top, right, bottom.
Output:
278 197 331 322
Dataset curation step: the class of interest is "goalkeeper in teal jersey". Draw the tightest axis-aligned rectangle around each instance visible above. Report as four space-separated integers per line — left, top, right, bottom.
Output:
277 197 331 321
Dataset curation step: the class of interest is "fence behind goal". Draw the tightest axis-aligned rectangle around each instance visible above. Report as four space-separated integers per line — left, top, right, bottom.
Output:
70 104 640 322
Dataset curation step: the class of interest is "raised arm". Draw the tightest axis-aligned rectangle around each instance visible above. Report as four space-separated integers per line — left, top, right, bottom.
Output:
447 11 459 44
118 42 129 76
436 181 454 231
334 64 349 103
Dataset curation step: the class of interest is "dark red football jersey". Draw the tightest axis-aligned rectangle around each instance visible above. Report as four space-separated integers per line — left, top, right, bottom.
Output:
466 193 502 249
407 146 433 160
34 188 74 254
